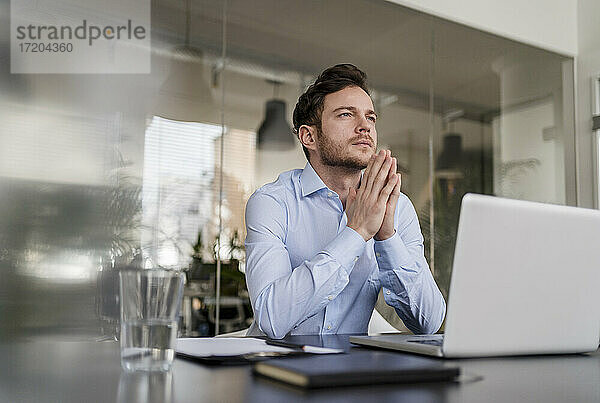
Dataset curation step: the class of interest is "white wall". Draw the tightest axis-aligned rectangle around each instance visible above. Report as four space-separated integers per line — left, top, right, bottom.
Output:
388 0 577 57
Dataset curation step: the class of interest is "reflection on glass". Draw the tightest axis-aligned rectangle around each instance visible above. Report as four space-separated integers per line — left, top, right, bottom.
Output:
142 117 221 268
492 53 567 204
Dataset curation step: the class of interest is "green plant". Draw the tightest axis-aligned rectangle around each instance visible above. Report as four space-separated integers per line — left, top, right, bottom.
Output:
420 148 493 299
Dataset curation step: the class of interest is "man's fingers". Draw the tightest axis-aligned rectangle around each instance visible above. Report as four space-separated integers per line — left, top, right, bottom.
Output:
371 154 393 195
379 173 398 203
366 150 389 193
361 153 376 190
364 150 384 192
388 157 397 179
364 150 386 194
388 174 401 204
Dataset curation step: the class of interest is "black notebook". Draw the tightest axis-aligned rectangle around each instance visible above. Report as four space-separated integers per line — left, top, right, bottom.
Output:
253 350 460 388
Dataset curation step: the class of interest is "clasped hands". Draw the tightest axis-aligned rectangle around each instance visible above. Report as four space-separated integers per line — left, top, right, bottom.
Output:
346 149 401 242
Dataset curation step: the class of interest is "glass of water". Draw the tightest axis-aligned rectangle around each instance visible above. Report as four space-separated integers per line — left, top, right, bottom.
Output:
119 269 184 371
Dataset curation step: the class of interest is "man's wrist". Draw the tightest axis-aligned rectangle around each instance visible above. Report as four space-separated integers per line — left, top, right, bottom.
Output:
374 229 396 241
347 224 371 241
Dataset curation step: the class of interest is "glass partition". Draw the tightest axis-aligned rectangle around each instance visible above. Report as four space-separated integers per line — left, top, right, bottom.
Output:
429 21 574 300
0 0 575 339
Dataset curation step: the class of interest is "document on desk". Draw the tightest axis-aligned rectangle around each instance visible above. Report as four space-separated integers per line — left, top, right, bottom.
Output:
176 337 343 362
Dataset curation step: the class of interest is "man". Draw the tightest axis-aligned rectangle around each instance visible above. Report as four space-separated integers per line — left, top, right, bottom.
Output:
244 64 446 339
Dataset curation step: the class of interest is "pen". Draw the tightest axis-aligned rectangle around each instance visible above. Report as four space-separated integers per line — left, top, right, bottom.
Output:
264 339 307 350
264 339 344 354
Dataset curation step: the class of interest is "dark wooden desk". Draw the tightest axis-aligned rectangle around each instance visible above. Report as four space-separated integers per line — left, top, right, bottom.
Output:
1 335 599 402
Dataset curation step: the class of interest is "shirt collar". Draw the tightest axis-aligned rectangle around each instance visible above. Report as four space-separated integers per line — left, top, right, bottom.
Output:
300 162 328 197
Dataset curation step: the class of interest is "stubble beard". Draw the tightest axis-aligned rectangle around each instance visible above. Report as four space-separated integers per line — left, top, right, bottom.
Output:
316 127 372 171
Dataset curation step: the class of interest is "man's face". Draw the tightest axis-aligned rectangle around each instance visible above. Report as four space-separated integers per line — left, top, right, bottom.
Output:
315 85 377 170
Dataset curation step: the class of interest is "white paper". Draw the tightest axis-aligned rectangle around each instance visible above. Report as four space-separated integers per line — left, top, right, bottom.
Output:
175 337 294 357
303 345 344 354
175 337 343 357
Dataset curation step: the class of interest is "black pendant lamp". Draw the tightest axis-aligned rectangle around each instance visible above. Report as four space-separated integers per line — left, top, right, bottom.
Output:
436 133 464 180
436 110 465 180
257 81 295 150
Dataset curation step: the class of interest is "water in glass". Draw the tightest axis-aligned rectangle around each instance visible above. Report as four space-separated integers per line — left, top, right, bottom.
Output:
121 318 178 371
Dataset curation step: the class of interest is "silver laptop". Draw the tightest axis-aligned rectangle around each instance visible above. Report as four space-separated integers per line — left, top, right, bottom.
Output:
350 193 600 358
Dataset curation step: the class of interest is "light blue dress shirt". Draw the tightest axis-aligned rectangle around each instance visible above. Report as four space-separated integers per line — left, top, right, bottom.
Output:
244 162 446 339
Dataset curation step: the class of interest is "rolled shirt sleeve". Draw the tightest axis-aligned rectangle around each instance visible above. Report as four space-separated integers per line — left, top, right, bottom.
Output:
245 191 366 339
373 195 446 334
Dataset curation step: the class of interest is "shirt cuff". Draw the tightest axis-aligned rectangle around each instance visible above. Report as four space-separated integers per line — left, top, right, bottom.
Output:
323 226 367 272
373 231 417 272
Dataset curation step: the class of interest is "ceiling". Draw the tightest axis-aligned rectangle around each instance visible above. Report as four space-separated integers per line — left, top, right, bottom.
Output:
150 0 569 121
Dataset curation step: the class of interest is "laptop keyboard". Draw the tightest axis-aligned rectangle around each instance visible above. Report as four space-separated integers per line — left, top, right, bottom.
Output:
407 338 443 347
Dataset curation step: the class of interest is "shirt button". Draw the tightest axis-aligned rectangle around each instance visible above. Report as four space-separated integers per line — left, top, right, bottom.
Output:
327 295 333 301
327 325 332 330
327 191 333 197
376 252 381 257
354 256 359 262
386 290 391 295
